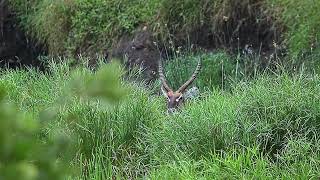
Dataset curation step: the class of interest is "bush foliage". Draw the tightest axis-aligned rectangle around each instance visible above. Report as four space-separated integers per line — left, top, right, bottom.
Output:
9 0 159 55
9 0 320 60
0 85 72 180
269 0 320 58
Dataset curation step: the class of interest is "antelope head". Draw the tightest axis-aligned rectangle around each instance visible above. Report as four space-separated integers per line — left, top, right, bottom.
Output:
158 59 201 113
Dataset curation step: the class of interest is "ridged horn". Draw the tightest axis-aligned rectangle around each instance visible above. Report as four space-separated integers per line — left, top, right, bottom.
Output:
158 60 172 92
177 58 201 93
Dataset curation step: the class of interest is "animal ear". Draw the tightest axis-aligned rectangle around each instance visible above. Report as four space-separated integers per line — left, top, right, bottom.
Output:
184 86 200 100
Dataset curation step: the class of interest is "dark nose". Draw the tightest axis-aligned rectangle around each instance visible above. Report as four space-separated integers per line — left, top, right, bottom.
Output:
167 108 176 114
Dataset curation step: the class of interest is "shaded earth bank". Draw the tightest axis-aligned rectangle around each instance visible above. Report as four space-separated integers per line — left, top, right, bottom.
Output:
0 1 46 68
1 0 284 80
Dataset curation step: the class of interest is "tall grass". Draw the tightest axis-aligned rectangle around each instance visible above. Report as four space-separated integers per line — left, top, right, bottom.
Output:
149 145 320 179
1 55 320 179
0 83 73 180
162 52 235 91
1 59 164 178
268 0 320 59
235 75 320 155
147 73 320 179
147 89 239 161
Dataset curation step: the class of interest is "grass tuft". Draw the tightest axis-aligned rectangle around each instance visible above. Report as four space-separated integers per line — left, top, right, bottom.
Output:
1 55 320 179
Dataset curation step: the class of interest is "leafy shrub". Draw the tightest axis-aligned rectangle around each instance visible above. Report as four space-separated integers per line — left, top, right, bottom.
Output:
154 0 208 35
9 0 160 55
9 0 279 57
9 0 74 54
68 0 159 54
0 85 73 180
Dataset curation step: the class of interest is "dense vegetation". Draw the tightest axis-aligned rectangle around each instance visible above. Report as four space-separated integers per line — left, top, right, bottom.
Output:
1 0 320 179
1 56 320 179
8 0 320 59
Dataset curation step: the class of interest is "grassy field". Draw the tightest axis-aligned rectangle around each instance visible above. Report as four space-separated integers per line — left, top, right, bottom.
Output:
1 55 320 179
2 0 320 179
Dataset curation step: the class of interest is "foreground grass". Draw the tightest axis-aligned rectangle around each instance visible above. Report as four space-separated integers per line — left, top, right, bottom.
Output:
1 61 320 179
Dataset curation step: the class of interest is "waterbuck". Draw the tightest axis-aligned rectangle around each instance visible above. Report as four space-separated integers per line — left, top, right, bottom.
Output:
158 59 201 113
